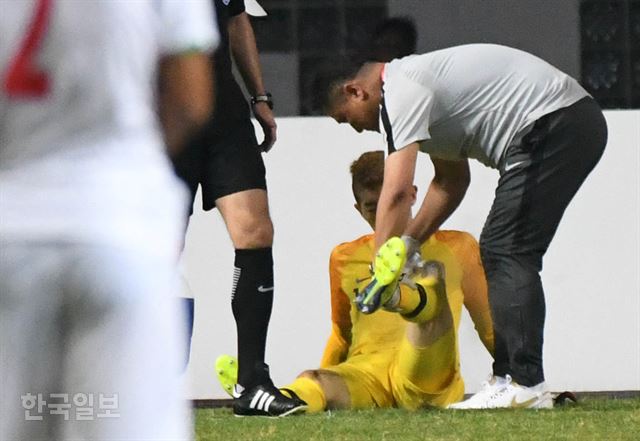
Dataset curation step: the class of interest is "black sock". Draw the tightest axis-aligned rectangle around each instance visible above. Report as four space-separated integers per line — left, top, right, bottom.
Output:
231 247 274 388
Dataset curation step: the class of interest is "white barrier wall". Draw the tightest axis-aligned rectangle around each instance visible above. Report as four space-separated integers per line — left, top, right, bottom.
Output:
182 111 640 399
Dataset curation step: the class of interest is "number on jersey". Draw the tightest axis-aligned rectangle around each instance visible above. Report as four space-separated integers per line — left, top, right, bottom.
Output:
3 0 53 98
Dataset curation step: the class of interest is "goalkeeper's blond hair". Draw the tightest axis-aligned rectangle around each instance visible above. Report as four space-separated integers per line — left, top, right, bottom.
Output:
350 151 384 203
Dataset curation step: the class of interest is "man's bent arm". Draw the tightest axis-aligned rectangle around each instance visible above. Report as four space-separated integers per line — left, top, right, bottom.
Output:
458 233 495 356
320 325 349 368
320 249 353 367
374 143 419 251
405 157 470 243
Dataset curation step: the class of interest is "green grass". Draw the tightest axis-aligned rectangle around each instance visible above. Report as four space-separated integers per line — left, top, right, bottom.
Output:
195 397 640 441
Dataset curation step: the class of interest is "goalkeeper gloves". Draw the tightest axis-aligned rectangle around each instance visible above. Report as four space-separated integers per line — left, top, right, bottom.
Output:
400 235 422 284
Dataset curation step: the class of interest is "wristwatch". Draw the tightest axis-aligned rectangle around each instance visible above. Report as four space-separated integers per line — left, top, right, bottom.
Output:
250 92 273 110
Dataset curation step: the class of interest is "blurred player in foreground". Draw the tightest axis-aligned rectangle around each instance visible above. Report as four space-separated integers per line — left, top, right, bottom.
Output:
325 44 607 409
217 151 494 412
0 1 217 438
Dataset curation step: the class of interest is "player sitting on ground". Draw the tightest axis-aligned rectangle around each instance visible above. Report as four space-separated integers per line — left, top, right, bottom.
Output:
217 150 494 412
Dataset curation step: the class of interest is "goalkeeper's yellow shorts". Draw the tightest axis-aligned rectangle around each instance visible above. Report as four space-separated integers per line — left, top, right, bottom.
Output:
321 329 464 410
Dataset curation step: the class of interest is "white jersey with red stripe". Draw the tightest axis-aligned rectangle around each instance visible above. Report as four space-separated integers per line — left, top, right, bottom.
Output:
0 0 218 257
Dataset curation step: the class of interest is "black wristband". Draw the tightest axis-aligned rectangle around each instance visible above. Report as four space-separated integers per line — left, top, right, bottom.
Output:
250 92 273 110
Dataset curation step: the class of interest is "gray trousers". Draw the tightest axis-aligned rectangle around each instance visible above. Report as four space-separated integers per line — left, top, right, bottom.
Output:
479 97 607 386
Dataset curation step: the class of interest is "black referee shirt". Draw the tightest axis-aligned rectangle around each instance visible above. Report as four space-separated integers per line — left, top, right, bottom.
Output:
212 0 252 124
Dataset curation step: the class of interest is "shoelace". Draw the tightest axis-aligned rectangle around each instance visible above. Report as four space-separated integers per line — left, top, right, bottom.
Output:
488 375 517 400
478 373 508 393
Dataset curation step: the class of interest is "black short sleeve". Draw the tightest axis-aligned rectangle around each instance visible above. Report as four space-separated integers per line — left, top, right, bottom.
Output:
228 0 245 17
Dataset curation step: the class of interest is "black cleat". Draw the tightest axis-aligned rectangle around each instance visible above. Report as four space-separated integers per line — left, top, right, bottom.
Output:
233 382 307 417
232 362 307 417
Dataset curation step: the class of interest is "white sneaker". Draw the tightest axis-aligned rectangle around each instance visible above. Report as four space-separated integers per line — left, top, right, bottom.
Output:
509 380 553 409
448 375 553 409
447 375 509 409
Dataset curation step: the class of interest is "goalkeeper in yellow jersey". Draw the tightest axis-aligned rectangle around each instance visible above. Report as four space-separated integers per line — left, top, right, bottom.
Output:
218 151 494 412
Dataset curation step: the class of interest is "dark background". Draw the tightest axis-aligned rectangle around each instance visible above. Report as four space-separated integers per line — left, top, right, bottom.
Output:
247 0 639 115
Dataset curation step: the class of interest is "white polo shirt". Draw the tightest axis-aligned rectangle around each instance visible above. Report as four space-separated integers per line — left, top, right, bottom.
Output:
380 44 589 169
0 1 218 258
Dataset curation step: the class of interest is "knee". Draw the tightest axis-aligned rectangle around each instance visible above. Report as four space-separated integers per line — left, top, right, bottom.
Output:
298 369 321 382
485 251 541 280
297 369 349 410
297 370 326 402
230 217 274 249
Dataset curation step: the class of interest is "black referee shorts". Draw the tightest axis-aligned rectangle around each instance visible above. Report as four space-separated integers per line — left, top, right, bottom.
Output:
172 118 267 213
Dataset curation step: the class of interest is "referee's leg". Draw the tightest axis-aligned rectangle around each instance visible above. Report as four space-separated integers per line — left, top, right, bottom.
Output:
207 120 276 391
480 97 607 386
216 188 275 388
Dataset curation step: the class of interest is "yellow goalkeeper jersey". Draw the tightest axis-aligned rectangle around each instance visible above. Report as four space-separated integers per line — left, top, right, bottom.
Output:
320 230 494 374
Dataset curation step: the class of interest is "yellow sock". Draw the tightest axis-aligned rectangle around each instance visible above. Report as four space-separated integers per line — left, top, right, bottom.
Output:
280 377 326 413
398 277 441 323
396 328 457 395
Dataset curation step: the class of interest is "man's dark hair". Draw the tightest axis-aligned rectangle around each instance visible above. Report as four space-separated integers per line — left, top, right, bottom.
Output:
319 62 362 115
369 16 418 62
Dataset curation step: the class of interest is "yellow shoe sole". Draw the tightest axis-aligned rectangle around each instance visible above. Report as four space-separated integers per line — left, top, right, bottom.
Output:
215 354 238 398
358 237 407 312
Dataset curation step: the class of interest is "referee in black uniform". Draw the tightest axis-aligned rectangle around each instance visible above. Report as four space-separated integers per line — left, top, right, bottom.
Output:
172 0 306 417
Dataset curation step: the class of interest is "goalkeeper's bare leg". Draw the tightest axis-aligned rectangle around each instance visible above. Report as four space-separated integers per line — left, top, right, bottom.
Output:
287 370 351 412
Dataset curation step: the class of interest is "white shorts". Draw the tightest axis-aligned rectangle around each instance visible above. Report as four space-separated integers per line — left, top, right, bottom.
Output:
0 241 191 440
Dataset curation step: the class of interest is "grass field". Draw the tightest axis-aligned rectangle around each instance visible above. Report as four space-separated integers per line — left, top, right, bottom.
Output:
195 397 640 441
